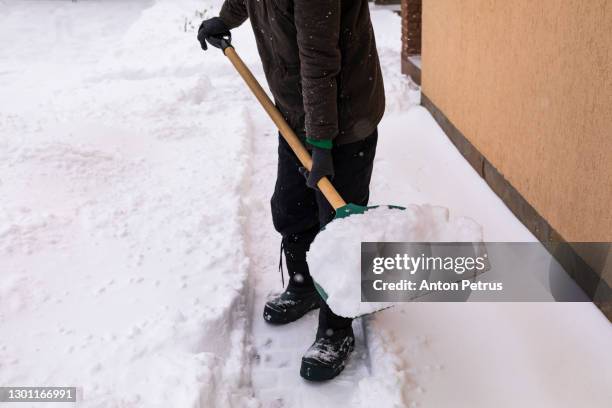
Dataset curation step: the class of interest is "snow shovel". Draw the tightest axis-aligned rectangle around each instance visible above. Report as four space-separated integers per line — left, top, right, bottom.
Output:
207 35 402 298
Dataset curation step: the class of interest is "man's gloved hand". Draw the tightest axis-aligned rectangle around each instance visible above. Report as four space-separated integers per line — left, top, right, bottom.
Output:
299 147 334 189
197 17 230 51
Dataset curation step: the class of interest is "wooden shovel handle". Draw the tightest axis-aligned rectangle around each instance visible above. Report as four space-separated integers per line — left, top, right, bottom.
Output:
223 46 347 210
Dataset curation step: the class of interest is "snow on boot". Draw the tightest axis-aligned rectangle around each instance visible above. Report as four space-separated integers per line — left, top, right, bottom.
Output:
264 240 320 324
300 327 355 381
263 287 320 324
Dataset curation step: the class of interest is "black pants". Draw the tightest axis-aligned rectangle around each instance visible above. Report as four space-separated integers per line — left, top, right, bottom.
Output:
270 129 378 334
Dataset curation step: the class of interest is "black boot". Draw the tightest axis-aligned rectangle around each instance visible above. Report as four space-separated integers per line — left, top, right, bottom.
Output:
263 287 320 324
263 241 320 324
300 303 355 381
300 326 355 381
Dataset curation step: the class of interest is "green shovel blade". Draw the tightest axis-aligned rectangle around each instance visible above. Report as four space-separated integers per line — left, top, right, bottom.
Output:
334 202 406 219
314 202 406 306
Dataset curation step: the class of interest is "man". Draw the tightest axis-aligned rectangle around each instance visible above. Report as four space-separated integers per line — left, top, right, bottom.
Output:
197 0 384 381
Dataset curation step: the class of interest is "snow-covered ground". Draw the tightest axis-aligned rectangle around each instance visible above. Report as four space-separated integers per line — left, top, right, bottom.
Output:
1 1 611 407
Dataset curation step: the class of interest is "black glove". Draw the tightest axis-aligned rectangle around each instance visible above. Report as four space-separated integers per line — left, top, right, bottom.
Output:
299 147 334 189
197 17 230 51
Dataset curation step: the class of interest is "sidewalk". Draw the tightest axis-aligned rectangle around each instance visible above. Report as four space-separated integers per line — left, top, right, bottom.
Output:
370 105 612 408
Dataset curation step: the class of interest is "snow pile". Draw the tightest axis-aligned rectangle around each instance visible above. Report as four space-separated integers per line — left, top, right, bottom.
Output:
308 205 483 318
0 1 258 407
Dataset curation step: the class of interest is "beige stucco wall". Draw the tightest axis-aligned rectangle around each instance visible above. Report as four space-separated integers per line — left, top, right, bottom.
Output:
421 0 612 241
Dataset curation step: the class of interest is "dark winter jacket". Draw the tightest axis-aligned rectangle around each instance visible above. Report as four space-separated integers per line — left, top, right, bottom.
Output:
219 0 385 146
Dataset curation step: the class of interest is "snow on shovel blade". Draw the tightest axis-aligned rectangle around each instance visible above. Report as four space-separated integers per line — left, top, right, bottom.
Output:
321 203 406 315
309 204 485 319
315 203 406 312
